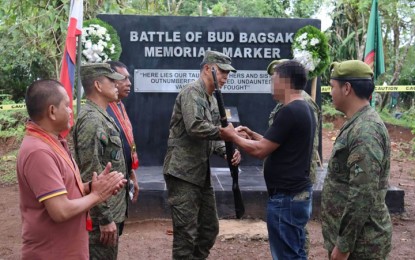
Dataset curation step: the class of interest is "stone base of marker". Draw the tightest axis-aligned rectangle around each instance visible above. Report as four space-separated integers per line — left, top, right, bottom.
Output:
128 165 404 220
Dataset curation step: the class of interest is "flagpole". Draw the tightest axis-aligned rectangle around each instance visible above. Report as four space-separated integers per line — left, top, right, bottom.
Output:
76 35 82 117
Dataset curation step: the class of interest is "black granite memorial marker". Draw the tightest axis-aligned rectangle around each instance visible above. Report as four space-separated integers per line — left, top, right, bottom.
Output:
98 14 322 166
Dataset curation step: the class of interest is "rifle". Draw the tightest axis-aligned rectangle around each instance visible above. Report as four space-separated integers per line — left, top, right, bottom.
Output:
211 67 245 219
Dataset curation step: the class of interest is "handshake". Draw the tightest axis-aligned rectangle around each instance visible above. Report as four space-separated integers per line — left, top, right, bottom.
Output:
219 124 262 142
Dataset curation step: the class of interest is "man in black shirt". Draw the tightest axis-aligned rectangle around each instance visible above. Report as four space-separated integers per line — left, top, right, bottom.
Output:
220 60 315 259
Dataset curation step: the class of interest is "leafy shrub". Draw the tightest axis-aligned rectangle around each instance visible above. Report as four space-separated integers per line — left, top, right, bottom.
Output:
0 99 27 138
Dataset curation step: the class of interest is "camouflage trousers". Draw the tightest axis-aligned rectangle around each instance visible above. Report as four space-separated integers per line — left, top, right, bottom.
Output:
165 174 219 260
327 251 389 260
89 222 124 260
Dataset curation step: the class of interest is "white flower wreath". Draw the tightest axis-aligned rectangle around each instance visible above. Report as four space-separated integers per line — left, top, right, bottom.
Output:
81 19 121 63
291 26 330 78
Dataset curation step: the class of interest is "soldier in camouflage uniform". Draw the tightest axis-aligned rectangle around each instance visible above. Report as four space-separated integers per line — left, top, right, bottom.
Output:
163 50 241 260
321 60 392 260
73 63 128 260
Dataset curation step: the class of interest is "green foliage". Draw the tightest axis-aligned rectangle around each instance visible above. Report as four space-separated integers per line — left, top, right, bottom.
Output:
321 101 343 118
0 64 48 102
379 106 415 156
288 0 323 18
321 1 366 85
0 99 27 138
209 0 274 17
401 107 415 133
398 46 415 85
264 0 289 17
0 150 18 186
82 18 122 62
208 0 321 18
322 122 334 130
321 0 415 102
396 46 415 105
0 111 27 139
0 0 129 102
0 0 68 101
378 109 414 130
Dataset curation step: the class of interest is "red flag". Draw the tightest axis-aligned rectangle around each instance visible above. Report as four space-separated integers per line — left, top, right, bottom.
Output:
60 0 83 137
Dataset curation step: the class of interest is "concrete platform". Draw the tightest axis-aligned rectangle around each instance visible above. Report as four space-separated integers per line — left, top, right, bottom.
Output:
129 165 405 220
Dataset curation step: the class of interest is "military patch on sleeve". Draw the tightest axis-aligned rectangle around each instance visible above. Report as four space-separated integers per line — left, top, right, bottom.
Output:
353 163 364 175
97 130 108 146
350 163 371 184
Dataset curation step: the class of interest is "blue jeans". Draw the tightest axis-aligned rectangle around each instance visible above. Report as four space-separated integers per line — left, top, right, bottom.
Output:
267 187 312 260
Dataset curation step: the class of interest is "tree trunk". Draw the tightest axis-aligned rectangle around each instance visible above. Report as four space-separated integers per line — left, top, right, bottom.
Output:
380 93 390 111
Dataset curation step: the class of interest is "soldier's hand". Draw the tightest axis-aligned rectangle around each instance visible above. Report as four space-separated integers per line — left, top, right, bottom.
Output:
219 123 236 142
231 149 241 166
236 125 262 141
99 221 118 246
235 129 251 139
235 126 255 139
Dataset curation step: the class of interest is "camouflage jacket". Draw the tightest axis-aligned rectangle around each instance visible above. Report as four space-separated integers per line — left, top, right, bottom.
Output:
73 100 127 225
268 91 320 183
163 78 225 187
321 105 392 258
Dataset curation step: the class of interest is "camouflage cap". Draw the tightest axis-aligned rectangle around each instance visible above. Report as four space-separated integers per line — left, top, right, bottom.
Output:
80 63 125 81
266 59 290 75
202 50 236 72
330 60 373 80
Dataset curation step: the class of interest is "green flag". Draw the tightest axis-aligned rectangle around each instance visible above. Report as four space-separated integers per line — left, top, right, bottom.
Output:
364 0 385 79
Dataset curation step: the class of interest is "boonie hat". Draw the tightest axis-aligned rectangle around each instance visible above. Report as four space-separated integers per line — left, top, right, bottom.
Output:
330 60 373 80
202 50 236 72
266 59 290 75
81 63 125 81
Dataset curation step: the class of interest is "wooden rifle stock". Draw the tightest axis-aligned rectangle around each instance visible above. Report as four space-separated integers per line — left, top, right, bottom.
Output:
211 67 245 219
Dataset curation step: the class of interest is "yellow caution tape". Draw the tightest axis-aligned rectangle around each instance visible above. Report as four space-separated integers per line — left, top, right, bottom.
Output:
0 100 86 111
1 86 414 111
321 85 415 93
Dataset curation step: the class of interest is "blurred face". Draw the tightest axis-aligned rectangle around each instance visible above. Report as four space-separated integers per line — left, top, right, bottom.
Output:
54 87 72 131
271 72 291 103
98 76 119 102
114 67 131 100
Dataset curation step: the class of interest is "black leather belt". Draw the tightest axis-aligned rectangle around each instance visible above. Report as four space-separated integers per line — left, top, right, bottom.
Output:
268 188 311 201
267 188 291 196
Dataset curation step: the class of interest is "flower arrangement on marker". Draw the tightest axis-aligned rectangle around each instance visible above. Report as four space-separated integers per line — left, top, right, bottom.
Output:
81 18 122 63
291 25 330 78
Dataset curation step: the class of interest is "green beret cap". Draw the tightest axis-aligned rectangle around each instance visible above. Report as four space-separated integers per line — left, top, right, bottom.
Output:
330 60 373 80
81 63 125 81
266 59 290 75
202 50 236 72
